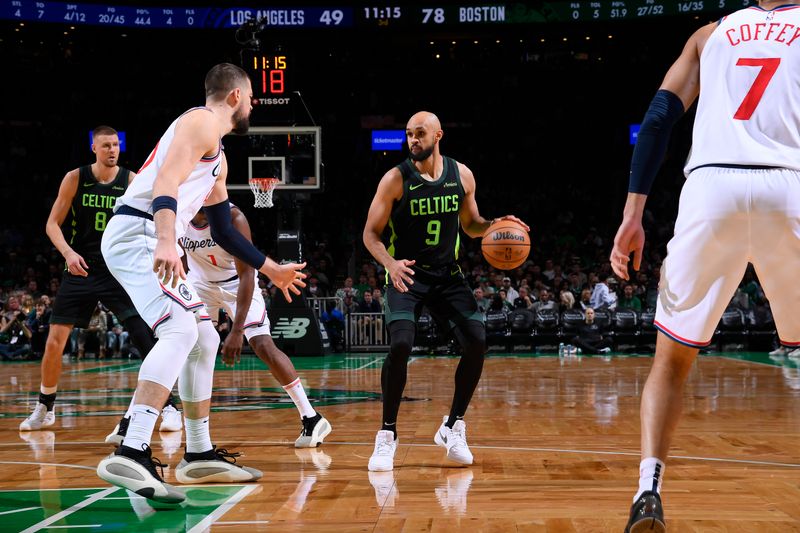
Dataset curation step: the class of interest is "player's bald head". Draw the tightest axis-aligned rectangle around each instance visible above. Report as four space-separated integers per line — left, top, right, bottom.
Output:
407 111 441 132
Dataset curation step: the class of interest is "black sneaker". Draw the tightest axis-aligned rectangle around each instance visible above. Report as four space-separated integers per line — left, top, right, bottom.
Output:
104 416 130 447
176 445 262 484
624 491 665 533
295 412 332 448
97 444 184 503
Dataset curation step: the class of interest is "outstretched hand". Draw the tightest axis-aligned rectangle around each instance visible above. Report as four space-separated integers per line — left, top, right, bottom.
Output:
267 261 307 302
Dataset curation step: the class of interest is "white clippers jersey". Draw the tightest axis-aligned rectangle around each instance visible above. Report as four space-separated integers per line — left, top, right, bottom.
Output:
181 219 238 283
685 5 800 173
116 107 222 239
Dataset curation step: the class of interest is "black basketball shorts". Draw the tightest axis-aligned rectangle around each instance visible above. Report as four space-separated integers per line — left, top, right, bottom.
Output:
50 267 138 328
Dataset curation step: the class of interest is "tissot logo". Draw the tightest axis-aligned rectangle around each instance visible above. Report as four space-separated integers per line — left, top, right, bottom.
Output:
493 231 525 242
272 317 311 339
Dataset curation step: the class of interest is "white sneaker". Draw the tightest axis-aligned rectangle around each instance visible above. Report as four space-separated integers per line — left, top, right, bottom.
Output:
599 347 612 354
159 405 182 432
368 430 398 472
20 403 55 431
789 348 800 359
175 446 262 484
97 445 184 504
295 413 332 448
769 346 789 359
434 416 474 465
368 470 399 507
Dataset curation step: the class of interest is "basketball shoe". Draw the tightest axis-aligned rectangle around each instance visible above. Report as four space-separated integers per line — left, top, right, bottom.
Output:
159 405 183 432
434 416 473 465
175 446 262 484
624 491 665 533
19 403 55 431
97 444 185 504
104 416 130 447
295 412 332 448
368 430 398 471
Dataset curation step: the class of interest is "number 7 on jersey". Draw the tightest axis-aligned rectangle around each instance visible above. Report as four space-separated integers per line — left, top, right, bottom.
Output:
734 57 780 121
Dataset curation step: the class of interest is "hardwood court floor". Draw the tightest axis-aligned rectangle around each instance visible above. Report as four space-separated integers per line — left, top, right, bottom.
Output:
1 352 799 532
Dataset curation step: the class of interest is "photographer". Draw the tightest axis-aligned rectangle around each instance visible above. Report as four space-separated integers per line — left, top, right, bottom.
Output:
0 296 32 360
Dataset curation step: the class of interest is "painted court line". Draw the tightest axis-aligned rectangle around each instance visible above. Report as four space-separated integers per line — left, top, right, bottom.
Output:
215 521 270 525
0 461 95 471
43 526 101 529
0 507 39 516
355 357 383 371
187 484 258 533
20 487 117 533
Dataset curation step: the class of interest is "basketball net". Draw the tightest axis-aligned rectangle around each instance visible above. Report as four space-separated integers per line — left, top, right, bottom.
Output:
249 177 279 208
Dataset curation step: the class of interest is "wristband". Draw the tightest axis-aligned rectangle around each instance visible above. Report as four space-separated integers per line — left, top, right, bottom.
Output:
153 195 178 214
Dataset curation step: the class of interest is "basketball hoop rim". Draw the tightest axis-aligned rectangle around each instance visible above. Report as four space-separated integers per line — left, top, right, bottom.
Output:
249 177 280 190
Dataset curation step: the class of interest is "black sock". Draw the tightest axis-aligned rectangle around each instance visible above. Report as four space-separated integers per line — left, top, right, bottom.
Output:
381 422 397 439
445 415 463 429
39 392 56 411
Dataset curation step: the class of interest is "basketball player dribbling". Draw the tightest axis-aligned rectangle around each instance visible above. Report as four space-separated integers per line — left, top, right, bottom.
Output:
19 126 181 435
611 2 800 530
96 63 307 504
362 111 527 471
179 206 331 447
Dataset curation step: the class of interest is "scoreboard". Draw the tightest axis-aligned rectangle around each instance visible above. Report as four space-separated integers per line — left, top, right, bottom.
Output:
1 0 756 29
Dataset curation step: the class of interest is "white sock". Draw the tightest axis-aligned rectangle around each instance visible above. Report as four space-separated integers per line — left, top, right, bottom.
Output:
283 377 316 419
41 384 57 395
185 416 213 453
634 457 665 501
122 404 159 452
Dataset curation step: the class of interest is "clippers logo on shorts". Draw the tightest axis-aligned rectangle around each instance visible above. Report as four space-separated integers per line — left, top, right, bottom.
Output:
178 284 193 301
272 317 311 339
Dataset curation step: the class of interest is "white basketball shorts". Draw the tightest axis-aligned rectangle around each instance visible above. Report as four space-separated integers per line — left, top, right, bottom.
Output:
655 166 800 348
189 275 271 340
101 213 210 332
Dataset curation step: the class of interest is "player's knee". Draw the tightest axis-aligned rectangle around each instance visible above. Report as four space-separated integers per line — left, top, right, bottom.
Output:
388 321 415 360
196 320 220 359
457 320 487 357
47 324 72 345
252 334 282 363
156 310 199 354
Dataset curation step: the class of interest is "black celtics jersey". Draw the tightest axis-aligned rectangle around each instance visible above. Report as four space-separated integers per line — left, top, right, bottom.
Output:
66 165 130 265
387 156 465 270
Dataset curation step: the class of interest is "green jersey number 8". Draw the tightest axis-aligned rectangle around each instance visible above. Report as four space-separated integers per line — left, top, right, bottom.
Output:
95 211 107 232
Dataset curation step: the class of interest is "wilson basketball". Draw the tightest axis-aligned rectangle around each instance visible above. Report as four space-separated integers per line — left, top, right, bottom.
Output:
481 220 531 270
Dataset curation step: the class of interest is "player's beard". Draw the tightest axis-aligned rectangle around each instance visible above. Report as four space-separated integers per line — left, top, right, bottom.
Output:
409 146 433 162
231 106 250 135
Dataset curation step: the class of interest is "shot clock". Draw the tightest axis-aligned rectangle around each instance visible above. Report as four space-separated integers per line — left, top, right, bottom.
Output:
246 52 291 106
